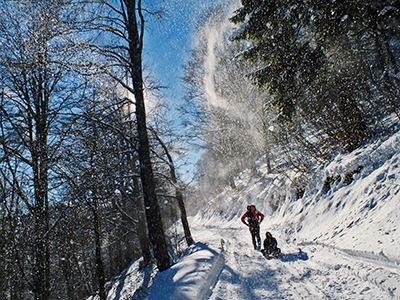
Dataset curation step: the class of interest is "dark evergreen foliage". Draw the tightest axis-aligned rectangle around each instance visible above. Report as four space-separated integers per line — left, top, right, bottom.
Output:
230 0 400 152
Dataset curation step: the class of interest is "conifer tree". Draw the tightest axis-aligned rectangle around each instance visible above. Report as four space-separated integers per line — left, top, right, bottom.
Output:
229 0 400 152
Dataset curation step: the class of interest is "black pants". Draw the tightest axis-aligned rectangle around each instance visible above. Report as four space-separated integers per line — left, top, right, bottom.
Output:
249 226 261 249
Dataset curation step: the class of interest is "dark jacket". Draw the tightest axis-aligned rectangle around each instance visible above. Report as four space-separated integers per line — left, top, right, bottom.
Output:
263 232 277 251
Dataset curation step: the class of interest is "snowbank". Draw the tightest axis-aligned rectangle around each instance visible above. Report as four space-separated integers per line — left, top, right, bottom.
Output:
273 133 400 261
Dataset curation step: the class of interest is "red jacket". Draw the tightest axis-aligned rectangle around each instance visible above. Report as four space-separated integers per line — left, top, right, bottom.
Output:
241 209 264 227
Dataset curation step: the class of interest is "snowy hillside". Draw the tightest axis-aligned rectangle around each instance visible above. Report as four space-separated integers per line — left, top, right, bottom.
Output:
91 132 400 299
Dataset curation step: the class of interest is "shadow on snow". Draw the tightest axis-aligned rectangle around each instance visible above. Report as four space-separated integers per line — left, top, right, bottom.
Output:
266 248 309 262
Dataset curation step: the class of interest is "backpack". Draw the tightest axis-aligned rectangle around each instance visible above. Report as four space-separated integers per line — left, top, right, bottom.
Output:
246 210 259 227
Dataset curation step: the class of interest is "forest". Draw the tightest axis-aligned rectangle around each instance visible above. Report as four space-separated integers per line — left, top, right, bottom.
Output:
186 0 400 198
1 0 400 299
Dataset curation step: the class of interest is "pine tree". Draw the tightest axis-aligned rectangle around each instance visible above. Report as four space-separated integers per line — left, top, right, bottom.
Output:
229 0 400 152
230 0 321 122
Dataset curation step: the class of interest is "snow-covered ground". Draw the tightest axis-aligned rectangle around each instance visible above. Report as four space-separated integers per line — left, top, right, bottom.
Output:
91 132 400 299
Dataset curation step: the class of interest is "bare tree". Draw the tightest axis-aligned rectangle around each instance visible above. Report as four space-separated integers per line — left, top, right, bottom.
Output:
0 1 87 299
150 127 194 246
88 0 172 271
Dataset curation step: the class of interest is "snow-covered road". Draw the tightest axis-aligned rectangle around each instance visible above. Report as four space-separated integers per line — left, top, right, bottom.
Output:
191 222 400 300
95 218 399 300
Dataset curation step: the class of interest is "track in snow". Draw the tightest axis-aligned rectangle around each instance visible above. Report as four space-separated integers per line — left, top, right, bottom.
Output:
192 224 400 300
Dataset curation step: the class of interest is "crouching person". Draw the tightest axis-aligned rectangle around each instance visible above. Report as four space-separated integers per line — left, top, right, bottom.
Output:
261 231 281 258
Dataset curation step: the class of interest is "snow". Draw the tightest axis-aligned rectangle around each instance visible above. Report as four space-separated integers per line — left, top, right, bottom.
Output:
90 131 400 299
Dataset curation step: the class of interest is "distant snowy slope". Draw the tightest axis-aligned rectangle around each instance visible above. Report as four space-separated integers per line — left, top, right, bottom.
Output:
272 132 400 261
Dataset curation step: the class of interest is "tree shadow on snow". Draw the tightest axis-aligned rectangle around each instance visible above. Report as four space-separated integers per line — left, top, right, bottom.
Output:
222 264 282 299
275 249 309 262
228 249 309 299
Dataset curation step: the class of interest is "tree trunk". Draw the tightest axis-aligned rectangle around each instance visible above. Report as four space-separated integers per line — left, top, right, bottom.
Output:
132 178 152 265
150 128 194 246
125 0 170 271
124 133 152 264
93 205 106 300
32 47 51 300
90 117 107 300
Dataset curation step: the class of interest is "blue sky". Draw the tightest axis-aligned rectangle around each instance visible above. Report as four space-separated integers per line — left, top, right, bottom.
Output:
144 0 231 104
142 0 233 181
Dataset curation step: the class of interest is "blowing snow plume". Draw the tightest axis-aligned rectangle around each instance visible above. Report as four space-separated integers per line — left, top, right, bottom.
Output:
187 0 273 193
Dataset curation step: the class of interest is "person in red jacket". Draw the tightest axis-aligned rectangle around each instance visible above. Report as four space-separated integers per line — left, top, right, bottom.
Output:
241 205 264 250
